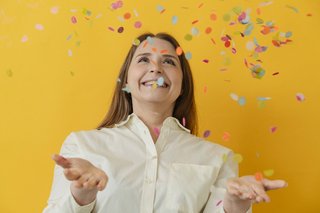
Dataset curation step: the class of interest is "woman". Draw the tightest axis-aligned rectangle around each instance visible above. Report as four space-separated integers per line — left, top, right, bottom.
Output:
43 33 287 213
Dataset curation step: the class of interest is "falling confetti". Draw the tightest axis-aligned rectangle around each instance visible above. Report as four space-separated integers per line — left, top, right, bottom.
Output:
191 27 199 36
117 26 124 33
230 93 239 101
156 5 165 13
21 35 28 43
111 0 123 10
6 69 13 77
270 126 277 133
263 169 274 177
203 130 211 138
184 34 193 41
71 16 77 24
250 64 266 79
134 21 142 28
50 6 59 14
172 16 178 25
296 93 305 102
35 24 44 31
222 132 230 141
233 153 243 163
185 51 192 60
123 12 131 20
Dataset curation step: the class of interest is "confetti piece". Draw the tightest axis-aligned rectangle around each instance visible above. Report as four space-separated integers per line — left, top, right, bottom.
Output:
222 153 228 162
133 9 139 17
296 93 305 102
124 12 131 20
285 31 292 38
172 16 178 25
176 47 183 55
108 26 115 32
272 72 279 76
250 64 266 79
70 71 74 76
147 36 154 45
185 52 192 60
71 16 77 24
259 1 273 7
246 41 255 51
50 6 59 14
68 49 73 57
286 5 299 13
256 18 264 24
263 169 274 177
21 35 28 42
238 97 246 106
203 130 211 138
270 126 277 133
117 26 124 33
222 132 230 141
157 77 164 86
204 85 207 93
230 93 239 101
122 85 131 93
232 6 242 15
210 13 217 21
6 69 13 77
198 3 204 8
231 48 237 54
111 0 123 10
191 27 199 36
132 38 140 46
216 200 222 206
244 23 254 36
223 13 231 22
82 8 92 16
255 172 264 181
205 27 212 34
156 5 165 13
202 59 209 63
154 127 160 136
182 117 186 127
134 21 142 28
233 153 243 163
35 24 44 31
238 11 250 24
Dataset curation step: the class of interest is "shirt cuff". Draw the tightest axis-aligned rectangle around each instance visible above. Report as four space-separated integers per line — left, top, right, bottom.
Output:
70 194 96 213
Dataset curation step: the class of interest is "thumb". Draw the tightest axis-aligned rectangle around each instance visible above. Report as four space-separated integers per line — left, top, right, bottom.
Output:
52 154 71 168
262 178 288 191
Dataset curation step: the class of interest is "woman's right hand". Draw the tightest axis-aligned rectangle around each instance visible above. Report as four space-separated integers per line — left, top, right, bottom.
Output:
52 154 108 205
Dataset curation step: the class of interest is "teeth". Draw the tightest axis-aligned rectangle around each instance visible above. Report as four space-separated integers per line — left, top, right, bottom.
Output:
142 81 168 88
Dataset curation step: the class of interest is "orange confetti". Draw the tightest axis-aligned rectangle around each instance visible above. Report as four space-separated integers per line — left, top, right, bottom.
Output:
143 41 148 48
257 8 261 15
210 13 217 21
152 47 157 52
205 27 212 34
198 3 204 8
192 20 199 24
210 38 216 45
124 12 131 19
176 46 183 55
255 172 264 181
204 85 207 93
160 49 168 54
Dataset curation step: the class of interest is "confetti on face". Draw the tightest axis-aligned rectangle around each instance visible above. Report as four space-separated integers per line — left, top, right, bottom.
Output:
147 36 154 45
71 16 77 24
263 169 274 177
50 6 59 14
185 51 192 60
134 21 142 29
132 38 140 46
21 35 28 43
176 47 183 56
238 97 246 106
117 26 124 33
255 172 264 181
270 126 277 133
172 16 178 25
35 24 44 31
233 153 243 163
222 132 230 141
296 93 305 102
6 69 13 77
122 85 131 93
157 77 164 86
182 117 186 127
184 34 192 41
124 12 131 20
203 130 211 138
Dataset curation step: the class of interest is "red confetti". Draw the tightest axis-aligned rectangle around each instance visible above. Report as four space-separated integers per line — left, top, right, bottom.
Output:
202 59 209 63
255 172 264 181
272 72 279 76
71 16 77 24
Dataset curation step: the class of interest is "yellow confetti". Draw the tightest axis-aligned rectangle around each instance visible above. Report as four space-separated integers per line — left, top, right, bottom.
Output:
222 153 228 162
233 153 243 163
263 169 274 177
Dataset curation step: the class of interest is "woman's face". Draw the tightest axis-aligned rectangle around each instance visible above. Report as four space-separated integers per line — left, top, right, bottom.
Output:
127 37 183 109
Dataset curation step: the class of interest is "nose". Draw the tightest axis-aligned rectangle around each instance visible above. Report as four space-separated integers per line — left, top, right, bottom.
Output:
149 60 163 74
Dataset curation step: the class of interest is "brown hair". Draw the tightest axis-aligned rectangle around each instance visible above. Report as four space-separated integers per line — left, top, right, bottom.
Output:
97 32 198 135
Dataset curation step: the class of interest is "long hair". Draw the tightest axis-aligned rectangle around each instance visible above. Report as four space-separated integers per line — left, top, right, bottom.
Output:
97 32 198 135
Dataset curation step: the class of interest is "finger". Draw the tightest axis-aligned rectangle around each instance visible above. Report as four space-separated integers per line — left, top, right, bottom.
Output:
251 184 270 202
262 179 288 191
97 175 108 191
83 177 99 190
64 168 81 181
239 184 256 200
52 154 71 168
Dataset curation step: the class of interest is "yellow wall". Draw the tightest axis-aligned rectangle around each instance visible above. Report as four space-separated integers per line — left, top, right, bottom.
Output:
1 0 319 212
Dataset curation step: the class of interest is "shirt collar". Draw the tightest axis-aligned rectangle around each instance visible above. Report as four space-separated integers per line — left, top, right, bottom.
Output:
115 113 190 133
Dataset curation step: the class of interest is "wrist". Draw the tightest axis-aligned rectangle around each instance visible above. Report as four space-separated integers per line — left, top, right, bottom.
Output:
223 193 251 213
70 183 98 206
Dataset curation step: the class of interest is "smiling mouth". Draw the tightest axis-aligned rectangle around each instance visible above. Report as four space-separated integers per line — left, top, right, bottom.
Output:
141 80 169 88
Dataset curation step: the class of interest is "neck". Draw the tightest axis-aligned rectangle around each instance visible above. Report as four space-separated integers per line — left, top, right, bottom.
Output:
133 102 174 142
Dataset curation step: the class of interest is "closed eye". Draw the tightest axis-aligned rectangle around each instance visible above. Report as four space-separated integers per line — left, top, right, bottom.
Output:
163 58 176 66
138 56 149 63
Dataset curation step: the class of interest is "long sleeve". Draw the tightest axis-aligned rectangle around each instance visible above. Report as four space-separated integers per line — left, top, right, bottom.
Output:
203 151 252 213
43 133 96 213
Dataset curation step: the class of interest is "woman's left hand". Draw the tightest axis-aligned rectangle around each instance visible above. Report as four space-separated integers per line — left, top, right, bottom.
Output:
226 175 288 203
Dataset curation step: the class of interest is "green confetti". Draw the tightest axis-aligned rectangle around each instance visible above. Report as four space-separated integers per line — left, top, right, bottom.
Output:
6 69 13 77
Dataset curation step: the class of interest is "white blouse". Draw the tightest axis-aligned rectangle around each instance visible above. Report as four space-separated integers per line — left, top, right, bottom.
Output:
43 114 251 213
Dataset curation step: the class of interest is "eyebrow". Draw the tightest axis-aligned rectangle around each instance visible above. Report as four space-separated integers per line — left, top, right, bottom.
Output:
135 52 179 62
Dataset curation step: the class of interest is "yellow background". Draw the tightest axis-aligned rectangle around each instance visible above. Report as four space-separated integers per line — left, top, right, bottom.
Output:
1 0 319 212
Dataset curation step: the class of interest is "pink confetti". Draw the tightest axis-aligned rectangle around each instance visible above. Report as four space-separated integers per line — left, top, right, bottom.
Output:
216 200 222 206
50 6 59 14
182 117 186 127
71 16 77 24
222 132 230 141
296 93 305 102
203 130 211 138
270 126 277 133
35 24 44 31
21 35 28 42
154 127 160 136
134 21 142 28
